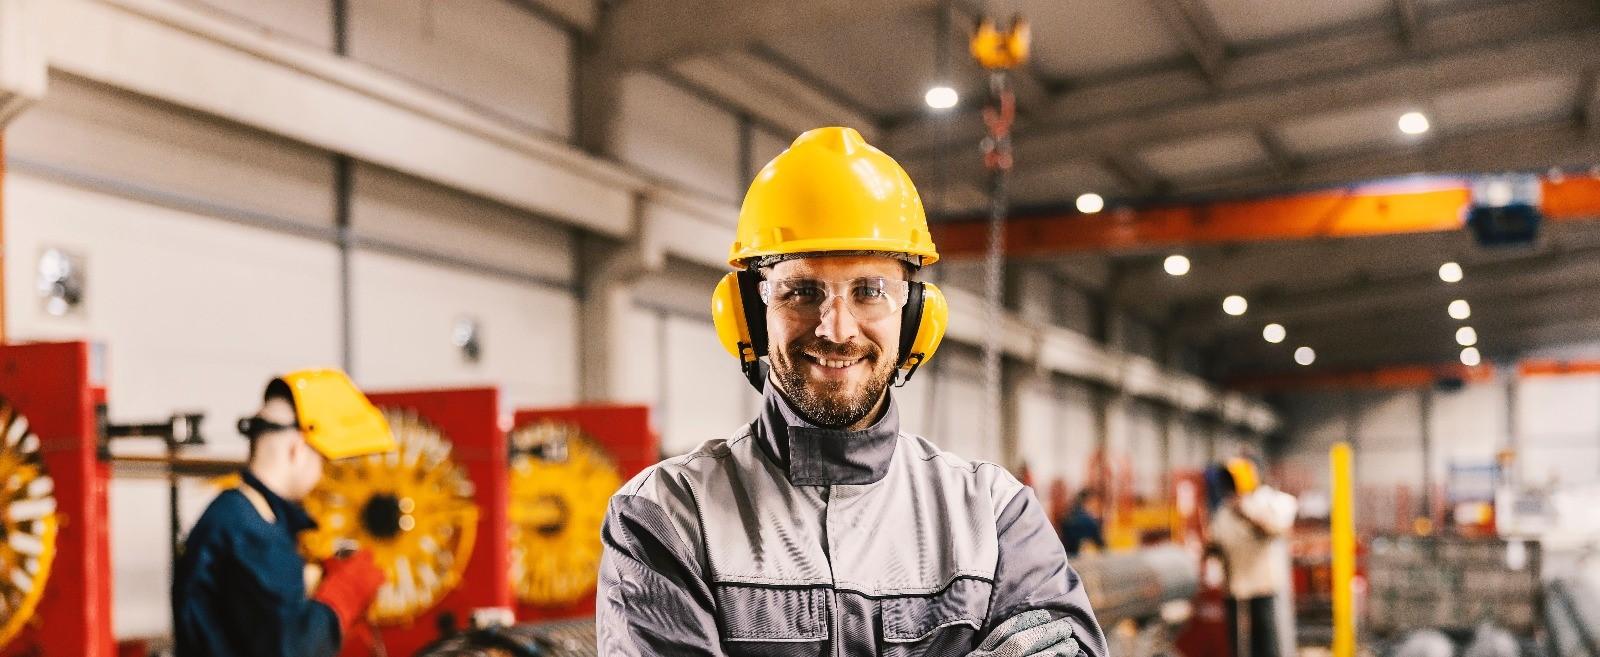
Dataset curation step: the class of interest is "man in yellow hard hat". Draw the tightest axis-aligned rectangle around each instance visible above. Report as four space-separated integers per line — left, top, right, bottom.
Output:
596 127 1104 656
173 369 395 657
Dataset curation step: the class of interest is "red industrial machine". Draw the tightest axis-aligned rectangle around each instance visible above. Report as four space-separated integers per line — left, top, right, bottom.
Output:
0 341 114 657
507 404 656 622
301 387 511 657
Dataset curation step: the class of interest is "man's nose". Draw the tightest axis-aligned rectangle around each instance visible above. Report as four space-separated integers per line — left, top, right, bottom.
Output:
815 296 860 343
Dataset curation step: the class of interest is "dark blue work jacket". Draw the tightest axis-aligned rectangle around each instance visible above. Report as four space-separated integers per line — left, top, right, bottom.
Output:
172 470 341 657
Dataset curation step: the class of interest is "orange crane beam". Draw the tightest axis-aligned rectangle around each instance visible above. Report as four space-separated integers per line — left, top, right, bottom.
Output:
1228 363 1496 391
932 176 1600 257
1519 359 1600 377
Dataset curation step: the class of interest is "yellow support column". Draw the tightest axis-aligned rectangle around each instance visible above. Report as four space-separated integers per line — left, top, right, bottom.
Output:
1331 442 1356 657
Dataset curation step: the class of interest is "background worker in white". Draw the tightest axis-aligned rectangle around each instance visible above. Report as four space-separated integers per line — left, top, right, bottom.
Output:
596 127 1105 656
1208 457 1299 657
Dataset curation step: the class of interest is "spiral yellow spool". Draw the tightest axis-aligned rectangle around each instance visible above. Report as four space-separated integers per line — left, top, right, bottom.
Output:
508 420 621 607
302 409 478 625
0 400 57 648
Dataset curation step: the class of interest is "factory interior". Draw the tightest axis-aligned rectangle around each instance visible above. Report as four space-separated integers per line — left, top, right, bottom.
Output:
0 0 1598 655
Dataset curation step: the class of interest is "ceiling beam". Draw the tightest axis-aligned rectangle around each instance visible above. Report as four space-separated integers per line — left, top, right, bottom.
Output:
668 50 880 138
889 0 1597 168
1177 244 1600 338
1253 127 1300 178
1579 66 1600 130
1147 0 1231 84
1393 0 1424 52
1100 152 1170 196
1191 119 1600 196
597 0 926 68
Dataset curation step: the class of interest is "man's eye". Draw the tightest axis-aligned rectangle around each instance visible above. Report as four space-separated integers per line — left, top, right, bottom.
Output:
854 286 887 300
782 286 824 301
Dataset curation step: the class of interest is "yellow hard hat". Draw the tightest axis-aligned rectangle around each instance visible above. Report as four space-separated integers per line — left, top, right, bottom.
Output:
1225 457 1260 495
276 369 396 460
728 127 939 268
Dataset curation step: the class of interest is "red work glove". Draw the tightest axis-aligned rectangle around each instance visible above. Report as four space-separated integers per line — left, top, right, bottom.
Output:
312 549 385 635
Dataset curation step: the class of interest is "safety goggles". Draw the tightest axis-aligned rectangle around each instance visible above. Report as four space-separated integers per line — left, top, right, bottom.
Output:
759 276 909 322
237 415 300 439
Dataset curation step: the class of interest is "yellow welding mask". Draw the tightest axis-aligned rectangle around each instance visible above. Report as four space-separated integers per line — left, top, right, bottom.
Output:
1226 457 1260 495
713 127 947 384
275 369 396 460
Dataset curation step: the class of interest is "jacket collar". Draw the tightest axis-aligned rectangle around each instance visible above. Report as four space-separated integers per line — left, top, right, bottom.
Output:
755 378 900 486
241 469 319 535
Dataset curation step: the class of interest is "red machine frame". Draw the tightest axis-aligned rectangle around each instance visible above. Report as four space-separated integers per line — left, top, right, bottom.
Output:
511 403 657 622
352 387 511 657
0 341 115 657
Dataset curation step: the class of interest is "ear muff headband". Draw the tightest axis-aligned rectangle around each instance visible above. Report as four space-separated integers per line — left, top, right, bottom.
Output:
895 282 926 374
736 269 769 358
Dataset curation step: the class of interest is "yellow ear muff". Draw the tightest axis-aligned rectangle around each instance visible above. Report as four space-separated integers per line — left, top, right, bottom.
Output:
895 282 948 382
712 270 769 368
712 272 753 362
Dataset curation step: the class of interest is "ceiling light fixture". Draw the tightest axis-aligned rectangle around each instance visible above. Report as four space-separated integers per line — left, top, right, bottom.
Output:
924 85 958 110
1439 262 1463 283
1295 347 1316 366
1075 193 1105 214
1263 323 1286 344
1399 111 1430 135
1222 295 1248 316
1163 255 1191 276
1448 299 1471 320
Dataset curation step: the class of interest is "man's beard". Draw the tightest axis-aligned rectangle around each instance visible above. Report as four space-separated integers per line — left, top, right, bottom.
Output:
771 338 896 428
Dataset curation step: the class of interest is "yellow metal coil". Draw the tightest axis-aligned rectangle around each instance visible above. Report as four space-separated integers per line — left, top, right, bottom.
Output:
302 409 479 626
508 421 622 608
0 399 57 649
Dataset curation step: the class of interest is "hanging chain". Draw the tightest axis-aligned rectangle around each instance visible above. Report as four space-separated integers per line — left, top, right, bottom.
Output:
980 72 1015 453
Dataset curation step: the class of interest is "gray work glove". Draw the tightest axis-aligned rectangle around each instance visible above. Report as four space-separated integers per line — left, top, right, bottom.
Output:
967 610 1082 657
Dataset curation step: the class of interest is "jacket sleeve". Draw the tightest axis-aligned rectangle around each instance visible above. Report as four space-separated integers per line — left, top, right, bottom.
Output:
221 522 341 657
985 487 1108 657
597 489 726 657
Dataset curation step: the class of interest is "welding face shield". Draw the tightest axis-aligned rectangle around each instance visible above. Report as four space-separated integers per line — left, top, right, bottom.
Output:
239 369 396 460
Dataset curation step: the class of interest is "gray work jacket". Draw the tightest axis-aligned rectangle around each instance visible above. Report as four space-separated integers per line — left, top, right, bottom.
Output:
596 381 1106 656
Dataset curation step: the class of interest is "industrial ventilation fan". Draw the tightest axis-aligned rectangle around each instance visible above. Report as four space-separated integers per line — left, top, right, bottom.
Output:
0 399 56 648
507 420 621 608
301 409 480 625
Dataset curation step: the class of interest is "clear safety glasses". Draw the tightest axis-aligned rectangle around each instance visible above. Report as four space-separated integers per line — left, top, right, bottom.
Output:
759 276 910 322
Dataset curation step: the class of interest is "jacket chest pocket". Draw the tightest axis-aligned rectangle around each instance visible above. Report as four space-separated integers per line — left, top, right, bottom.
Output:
880 578 994 656
714 584 829 657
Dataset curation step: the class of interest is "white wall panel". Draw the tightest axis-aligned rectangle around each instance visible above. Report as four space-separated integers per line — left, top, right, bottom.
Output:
1430 382 1504 478
351 163 574 283
1517 374 1600 486
660 316 754 455
175 0 334 49
614 73 741 204
1356 390 1423 446
922 346 996 463
1517 375 1600 442
1128 400 1166 498
1016 374 1061 481
4 172 341 639
1056 379 1099 491
7 76 336 228
349 250 577 409
348 0 573 137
